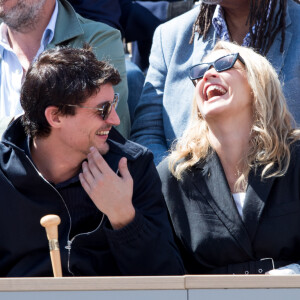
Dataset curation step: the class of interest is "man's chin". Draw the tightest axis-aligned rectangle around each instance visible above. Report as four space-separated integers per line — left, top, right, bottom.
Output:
97 142 110 155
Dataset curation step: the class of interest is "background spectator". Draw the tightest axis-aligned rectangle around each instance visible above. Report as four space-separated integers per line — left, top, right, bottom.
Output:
0 0 129 137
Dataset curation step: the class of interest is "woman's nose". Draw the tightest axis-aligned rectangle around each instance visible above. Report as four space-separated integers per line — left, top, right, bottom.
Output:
203 66 219 81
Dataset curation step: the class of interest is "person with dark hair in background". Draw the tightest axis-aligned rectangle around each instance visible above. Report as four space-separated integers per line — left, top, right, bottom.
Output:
0 46 184 277
68 0 194 71
68 0 195 123
131 0 300 165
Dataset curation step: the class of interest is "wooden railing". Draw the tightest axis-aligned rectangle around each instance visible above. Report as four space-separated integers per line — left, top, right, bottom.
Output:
1 275 300 299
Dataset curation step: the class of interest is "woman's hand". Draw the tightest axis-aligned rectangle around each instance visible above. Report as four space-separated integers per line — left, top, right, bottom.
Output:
266 263 300 275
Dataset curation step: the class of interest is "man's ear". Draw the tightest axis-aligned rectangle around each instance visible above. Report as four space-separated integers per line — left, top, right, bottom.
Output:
45 106 62 129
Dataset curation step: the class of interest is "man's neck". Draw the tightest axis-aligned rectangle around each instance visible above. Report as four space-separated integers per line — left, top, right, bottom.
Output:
207 111 252 170
222 2 251 45
31 136 83 185
6 0 56 71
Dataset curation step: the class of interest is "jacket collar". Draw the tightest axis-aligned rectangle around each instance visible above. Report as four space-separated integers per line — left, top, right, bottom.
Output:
265 0 292 74
191 26 215 68
190 152 275 259
47 0 84 47
242 166 276 241
1 116 27 152
104 127 145 172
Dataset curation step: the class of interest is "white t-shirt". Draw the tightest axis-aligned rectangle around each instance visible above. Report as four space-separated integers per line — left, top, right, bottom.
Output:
232 192 246 218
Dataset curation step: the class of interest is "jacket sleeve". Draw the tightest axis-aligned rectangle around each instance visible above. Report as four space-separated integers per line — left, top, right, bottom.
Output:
103 150 184 275
130 25 169 165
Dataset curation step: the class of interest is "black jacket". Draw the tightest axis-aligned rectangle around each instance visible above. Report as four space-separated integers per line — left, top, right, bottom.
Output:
0 118 184 277
158 147 300 274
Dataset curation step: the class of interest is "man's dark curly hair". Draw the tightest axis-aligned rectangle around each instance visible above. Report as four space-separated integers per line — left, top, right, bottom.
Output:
190 0 299 54
21 45 121 138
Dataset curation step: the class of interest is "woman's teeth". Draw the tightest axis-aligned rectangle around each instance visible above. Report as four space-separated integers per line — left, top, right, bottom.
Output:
206 85 227 100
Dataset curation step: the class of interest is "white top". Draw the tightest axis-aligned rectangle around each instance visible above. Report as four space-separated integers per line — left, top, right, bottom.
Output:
232 192 246 218
0 0 58 118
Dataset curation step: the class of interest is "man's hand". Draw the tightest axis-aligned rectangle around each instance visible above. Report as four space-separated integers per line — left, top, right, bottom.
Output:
79 147 135 230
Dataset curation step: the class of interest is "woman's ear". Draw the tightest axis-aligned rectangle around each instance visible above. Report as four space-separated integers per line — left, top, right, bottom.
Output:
44 106 62 129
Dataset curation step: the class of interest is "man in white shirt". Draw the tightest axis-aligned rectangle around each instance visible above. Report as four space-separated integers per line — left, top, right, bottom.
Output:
0 0 129 137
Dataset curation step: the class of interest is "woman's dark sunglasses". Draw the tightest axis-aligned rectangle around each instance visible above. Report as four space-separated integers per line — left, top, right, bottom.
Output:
66 93 119 120
189 53 245 86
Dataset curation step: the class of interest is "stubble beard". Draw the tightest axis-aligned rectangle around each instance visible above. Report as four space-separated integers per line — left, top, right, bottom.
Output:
0 0 47 33
97 141 110 156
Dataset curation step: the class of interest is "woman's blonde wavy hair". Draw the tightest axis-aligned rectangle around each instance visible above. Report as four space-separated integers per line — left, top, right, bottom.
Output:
169 41 300 190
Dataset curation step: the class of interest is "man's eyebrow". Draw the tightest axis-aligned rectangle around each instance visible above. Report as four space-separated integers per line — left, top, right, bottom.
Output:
96 98 115 106
95 100 110 107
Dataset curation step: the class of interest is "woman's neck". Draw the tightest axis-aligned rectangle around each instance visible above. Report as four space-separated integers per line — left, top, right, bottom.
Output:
208 118 252 192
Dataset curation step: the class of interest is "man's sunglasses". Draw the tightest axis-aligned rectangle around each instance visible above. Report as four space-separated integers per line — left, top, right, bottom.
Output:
66 93 119 120
189 53 245 86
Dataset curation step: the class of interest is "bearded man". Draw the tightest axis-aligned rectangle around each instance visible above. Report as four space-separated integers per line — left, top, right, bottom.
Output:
0 0 130 137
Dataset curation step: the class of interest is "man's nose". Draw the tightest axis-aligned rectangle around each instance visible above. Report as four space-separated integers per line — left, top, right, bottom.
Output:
106 107 120 126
